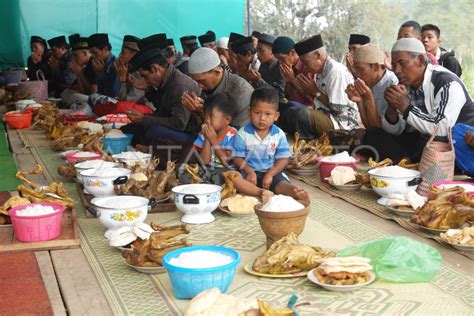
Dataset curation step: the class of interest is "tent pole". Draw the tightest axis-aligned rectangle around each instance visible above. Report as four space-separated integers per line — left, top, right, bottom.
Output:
247 0 251 35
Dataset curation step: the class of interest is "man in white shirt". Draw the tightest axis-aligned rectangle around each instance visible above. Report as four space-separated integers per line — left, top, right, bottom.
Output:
279 34 360 139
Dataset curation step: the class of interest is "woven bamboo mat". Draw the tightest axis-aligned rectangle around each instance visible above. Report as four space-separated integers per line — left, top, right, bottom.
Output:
17 128 52 148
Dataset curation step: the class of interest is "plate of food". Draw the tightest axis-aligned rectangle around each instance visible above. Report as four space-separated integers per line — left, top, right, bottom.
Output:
415 224 448 235
307 256 375 292
440 227 474 252
247 233 336 278
243 263 308 278
116 244 133 252
387 205 415 217
287 165 319 176
125 262 167 274
328 180 362 192
219 195 259 217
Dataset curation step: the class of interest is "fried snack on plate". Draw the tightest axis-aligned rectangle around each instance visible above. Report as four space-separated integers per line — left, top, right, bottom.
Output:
440 227 474 245
313 256 373 285
221 194 259 214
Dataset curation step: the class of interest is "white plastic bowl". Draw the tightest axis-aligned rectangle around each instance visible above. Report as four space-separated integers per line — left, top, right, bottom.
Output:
172 184 222 224
80 167 131 197
368 167 421 205
15 99 41 111
91 195 148 234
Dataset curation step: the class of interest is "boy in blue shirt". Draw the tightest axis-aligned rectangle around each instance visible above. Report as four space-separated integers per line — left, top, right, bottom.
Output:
192 92 238 184
232 88 309 203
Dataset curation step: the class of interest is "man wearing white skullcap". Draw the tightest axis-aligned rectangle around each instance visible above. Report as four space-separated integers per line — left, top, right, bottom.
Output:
182 47 253 128
346 44 398 129
374 38 474 162
216 37 231 71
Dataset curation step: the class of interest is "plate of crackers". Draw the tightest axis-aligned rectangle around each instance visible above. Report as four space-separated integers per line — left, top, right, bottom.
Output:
307 256 375 292
219 195 259 217
440 226 474 252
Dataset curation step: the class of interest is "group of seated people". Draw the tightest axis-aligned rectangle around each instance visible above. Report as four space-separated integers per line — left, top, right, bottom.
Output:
26 20 474 193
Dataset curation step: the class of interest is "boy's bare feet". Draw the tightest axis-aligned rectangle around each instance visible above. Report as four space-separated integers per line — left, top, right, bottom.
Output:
260 189 274 203
293 187 309 203
135 144 149 153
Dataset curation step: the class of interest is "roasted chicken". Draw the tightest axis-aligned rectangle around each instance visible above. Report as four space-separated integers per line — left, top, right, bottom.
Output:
16 164 75 208
123 223 191 267
252 233 336 274
288 132 333 169
411 186 474 229
114 161 175 201
221 170 239 199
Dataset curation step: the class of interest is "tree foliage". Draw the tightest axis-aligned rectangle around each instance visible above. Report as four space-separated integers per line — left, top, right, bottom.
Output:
249 0 474 92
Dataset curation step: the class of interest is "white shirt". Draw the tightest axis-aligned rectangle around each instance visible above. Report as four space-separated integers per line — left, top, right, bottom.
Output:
313 57 360 130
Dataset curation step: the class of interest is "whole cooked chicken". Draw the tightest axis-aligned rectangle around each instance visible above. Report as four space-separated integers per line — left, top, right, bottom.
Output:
252 233 335 274
411 186 474 229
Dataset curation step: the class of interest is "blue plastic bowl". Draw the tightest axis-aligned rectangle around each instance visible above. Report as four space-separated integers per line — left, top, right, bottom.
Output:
102 134 133 155
5 71 22 84
163 245 240 299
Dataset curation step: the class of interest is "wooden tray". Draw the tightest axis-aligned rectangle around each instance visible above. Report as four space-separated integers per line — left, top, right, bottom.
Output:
0 206 80 253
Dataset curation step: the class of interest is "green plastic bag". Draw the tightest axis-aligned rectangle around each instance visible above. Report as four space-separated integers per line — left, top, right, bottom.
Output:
337 236 442 283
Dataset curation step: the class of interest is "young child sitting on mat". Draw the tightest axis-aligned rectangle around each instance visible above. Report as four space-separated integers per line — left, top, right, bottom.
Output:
191 92 238 184
231 88 309 203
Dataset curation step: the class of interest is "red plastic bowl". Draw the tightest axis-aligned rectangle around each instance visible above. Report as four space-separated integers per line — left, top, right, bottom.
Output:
59 114 97 125
317 157 359 181
66 151 102 165
4 111 33 129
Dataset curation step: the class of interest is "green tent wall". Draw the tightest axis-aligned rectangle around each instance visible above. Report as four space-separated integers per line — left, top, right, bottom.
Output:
0 0 245 68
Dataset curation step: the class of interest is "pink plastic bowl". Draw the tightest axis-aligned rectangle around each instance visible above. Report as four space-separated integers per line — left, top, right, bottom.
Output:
432 181 474 196
66 151 101 165
317 157 359 181
8 202 65 242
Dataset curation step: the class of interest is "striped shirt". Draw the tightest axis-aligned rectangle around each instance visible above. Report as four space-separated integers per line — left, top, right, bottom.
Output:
232 123 291 172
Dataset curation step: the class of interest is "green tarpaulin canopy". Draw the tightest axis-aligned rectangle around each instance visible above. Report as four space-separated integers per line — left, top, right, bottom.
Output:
0 0 245 68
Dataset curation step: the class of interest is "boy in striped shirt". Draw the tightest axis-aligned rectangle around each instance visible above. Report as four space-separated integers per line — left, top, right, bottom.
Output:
231 88 309 203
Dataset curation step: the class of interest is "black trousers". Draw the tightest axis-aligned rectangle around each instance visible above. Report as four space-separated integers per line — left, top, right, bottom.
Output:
361 128 432 163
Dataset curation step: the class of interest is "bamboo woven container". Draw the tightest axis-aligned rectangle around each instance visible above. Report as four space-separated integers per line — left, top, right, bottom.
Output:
254 200 310 248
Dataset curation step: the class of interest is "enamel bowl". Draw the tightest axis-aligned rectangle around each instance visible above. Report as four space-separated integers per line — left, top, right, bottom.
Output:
80 167 131 197
368 167 421 205
91 195 148 233
172 184 222 224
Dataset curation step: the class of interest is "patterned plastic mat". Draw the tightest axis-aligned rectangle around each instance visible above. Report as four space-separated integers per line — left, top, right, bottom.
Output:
29 141 474 315
288 172 474 261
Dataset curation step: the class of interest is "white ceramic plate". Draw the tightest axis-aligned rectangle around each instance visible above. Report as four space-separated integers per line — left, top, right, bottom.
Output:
218 196 258 217
289 167 318 176
125 262 167 274
244 263 308 278
219 205 255 217
331 183 362 192
307 268 376 292
415 224 448 235
116 245 133 252
387 206 415 217
440 239 474 252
